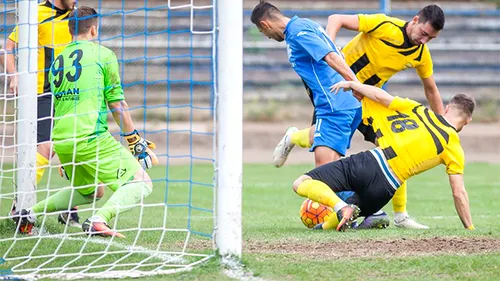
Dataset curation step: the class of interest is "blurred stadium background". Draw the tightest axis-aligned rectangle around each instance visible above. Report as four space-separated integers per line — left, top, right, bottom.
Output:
0 1 498 280
0 0 498 163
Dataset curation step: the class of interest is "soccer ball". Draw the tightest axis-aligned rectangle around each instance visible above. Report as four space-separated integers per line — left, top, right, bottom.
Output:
299 199 334 228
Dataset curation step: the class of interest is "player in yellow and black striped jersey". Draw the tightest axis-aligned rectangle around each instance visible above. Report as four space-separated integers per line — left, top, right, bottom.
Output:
6 0 74 96
326 5 446 229
4 0 77 225
293 81 475 231
277 5 446 229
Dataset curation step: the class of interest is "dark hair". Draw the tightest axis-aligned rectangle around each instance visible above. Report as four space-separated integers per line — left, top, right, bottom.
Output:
417 5 445 31
68 6 98 36
450 94 475 118
251 1 281 27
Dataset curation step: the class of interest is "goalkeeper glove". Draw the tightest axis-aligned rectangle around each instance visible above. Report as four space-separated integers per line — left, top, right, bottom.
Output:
122 130 158 169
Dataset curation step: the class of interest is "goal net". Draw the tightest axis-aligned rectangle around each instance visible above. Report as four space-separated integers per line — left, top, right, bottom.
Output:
0 0 242 279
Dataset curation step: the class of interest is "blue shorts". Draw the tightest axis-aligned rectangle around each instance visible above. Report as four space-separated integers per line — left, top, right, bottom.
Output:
310 107 362 156
337 191 356 202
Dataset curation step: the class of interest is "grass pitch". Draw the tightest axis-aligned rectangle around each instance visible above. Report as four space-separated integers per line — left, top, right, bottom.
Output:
0 162 499 281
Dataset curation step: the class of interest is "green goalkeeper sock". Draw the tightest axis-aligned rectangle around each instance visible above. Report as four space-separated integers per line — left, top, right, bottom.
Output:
95 181 152 223
31 188 96 216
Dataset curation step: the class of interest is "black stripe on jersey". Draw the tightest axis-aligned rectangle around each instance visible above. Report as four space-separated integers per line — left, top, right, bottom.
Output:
367 21 394 33
43 46 54 93
375 128 384 139
364 74 381 86
40 1 69 24
350 54 370 74
382 146 397 160
398 45 421 57
424 108 450 143
357 122 377 144
412 105 444 154
435 114 458 132
43 0 68 15
414 45 425 62
379 22 415 49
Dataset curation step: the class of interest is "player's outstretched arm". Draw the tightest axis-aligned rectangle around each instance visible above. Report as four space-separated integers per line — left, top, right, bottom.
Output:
421 76 445 114
109 100 158 169
109 100 135 134
326 14 359 42
330 81 394 107
323 52 358 82
449 174 474 230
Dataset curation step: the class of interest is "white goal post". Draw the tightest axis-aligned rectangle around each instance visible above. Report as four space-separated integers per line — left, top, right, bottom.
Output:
0 0 243 279
216 0 243 258
15 0 38 212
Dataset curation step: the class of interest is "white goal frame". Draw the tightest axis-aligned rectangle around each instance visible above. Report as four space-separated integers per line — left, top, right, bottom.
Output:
3 0 243 279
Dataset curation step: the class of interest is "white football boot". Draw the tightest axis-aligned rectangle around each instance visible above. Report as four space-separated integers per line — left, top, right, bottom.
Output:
272 127 298 168
394 213 429 229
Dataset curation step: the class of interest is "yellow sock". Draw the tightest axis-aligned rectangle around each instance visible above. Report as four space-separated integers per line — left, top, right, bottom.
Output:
392 181 407 213
296 179 343 230
36 152 49 184
323 210 340 230
290 128 312 148
296 179 344 210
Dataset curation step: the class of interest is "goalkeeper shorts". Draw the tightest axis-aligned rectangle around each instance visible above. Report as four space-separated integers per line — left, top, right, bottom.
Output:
55 133 142 195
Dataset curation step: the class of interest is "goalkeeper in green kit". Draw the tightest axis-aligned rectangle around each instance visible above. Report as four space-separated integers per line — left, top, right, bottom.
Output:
13 6 156 238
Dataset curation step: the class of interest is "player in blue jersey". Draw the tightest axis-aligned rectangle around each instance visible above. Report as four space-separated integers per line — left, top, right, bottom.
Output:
251 1 362 167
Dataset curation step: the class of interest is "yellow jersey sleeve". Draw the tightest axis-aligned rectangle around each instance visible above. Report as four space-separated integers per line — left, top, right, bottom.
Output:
442 140 465 175
8 27 18 43
358 14 389 37
388 96 421 111
415 45 434 79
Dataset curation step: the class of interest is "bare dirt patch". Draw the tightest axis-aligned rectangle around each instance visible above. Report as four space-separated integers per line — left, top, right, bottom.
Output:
245 237 500 258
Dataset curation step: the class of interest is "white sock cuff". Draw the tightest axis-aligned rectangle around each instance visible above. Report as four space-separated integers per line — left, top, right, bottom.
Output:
333 201 347 213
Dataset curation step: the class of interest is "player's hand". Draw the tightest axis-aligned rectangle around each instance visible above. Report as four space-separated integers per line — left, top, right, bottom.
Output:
329 81 353 95
122 130 158 169
9 74 18 95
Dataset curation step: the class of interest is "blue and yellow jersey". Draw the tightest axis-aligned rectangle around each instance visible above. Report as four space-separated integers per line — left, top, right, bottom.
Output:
9 1 72 94
342 14 434 88
361 97 464 182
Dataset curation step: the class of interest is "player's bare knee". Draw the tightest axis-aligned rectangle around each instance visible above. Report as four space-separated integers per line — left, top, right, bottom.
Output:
133 168 153 190
293 175 311 193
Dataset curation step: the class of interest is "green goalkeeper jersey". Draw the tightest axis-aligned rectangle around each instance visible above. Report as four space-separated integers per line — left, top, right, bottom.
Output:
49 40 124 147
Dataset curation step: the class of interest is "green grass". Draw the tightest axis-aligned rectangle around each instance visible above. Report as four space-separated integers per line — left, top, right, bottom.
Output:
0 163 499 280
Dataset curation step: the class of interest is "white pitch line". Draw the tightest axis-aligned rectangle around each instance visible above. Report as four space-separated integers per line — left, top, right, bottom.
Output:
222 256 269 281
422 214 500 220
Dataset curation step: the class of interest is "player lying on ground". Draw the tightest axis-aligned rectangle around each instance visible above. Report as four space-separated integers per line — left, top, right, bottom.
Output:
5 0 83 227
292 80 474 231
251 1 362 169
276 5 446 229
12 6 157 238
